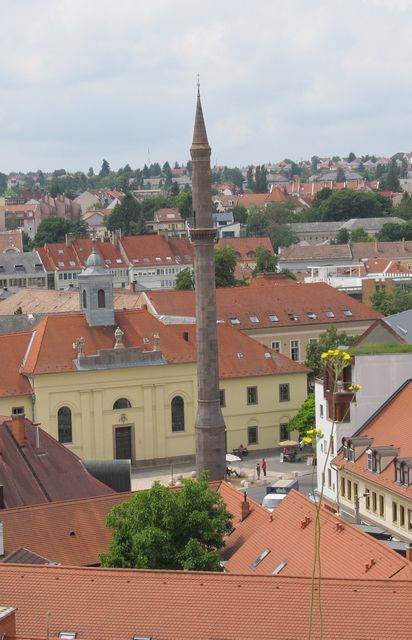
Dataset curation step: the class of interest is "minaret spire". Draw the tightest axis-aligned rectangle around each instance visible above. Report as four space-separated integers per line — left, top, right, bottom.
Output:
190 85 226 481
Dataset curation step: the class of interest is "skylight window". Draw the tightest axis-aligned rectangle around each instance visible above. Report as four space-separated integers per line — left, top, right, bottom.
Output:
325 310 335 318
132 259 139 263
58 249 64 254
272 561 287 575
250 548 271 570
230 317 240 325
166 256 172 261
184 254 191 260
116 259 122 264
155 257 161 262
175 255 181 261
249 314 260 323
58 633 77 640
105 259 112 265
288 313 298 321
58 261 65 267
306 311 317 320
343 309 353 317
143 257 150 263
69 261 76 267
268 314 279 322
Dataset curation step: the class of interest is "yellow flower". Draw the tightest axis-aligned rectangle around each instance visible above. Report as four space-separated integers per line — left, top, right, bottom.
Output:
357 384 362 390
343 353 351 360
333 349 340 356
348 384 354 391
328 349 334 354
306 429 315 435
321 352 329 359
303 436 313 444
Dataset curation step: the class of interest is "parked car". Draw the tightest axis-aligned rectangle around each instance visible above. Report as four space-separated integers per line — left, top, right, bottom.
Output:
261 478 300 511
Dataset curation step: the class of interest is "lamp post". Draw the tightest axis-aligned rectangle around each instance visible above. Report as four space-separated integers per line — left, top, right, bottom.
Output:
354 492 369 524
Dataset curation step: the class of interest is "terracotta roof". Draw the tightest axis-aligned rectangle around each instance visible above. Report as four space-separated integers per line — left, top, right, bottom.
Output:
0 417 114 508
334 380 412 499
351 240 412 259
14 309 305 379
1 564 412 640
0 482 266 567
0 332 32 397
0 288 142 316
215 236 274 261
280 241 412 263
120 235 193 267
144 282 381 330
279 243 353 261
224 490 412 579
154 208 183 222
0 229 23 253
37 240 127 272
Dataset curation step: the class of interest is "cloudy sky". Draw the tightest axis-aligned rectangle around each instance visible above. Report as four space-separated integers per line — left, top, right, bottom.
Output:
0 0 411 173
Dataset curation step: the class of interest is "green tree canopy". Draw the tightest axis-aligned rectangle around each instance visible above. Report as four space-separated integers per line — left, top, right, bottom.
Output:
377 220 412 242
269 223 298 251
175 267 194 290
288 393 315 437
253 245 278 275
246 206 269 236
215 245 237 287
335 167 346 182
317 189 392 221
100 473 233 571
99 159 110 177
334 228 350 244
105 193 142 235
255 165 268 193
379 158 401 192
305 325 355 378
348 152 356 163
350 227 373 243
232 204 247 224
33 217 74 246
174 191 192 220
372 282 412 315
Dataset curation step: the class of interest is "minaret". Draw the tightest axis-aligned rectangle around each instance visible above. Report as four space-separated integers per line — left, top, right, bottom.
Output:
190 83 226 481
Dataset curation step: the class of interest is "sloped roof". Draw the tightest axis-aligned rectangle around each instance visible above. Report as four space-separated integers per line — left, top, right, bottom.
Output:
0 332 32 397
37 239 126 272
0 482 267 567
333 380 412 499
120 235 193 267
144 282 381 330
224 490 412 579
154 208 183 222
0 417 114 508
279 243 353 261
1 564 412 640
0 229 23 253
215 236 274 260
384 309 412 343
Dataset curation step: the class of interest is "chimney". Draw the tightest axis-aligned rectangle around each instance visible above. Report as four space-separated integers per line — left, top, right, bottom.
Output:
66 232 74 248
402 237 405 251
111 231 119 247
240 491 250 521
0 485 4 510
406 543 412 562
374 238 378 253
11 407 25 446
0 520 3 554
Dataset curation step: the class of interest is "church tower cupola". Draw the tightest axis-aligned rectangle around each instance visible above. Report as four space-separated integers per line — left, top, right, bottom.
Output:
78 243 115 327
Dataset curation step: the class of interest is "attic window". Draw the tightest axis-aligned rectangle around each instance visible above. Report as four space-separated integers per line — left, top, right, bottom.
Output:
272 561 287 575
268 314 279 322
343 309 353 317
69 261 76 267
143 258 149 263
184 255 191 260
325 310 335 318
105 259 112 265
288 313 298 321
306 311 317 320
175 255 181 261
14 264 25 272
237 352 244 359
395 460 411 486
116 259 122 264
250 548 271 570
249 314 260 323
58 632 78 639
58 261 65 267
230 317 240 325
155 257 161 262
132 259 139 263
58 249 64 254
166 256 172 261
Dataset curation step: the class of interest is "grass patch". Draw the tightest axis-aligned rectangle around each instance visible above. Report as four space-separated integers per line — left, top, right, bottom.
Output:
349 343 412 355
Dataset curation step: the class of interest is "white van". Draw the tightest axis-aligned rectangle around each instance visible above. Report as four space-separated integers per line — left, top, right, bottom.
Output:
261 478 299 511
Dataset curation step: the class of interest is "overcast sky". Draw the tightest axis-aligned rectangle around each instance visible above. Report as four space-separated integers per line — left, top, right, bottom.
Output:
0 0 411 173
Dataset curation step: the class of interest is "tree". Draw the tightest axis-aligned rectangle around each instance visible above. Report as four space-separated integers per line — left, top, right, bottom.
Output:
170 181 180 197
174 191 192 220
335 167 346 182
70 211 89 238
254 246 278 274
311 156 320 173
334 228 350 244
100 473 232 571
246 206 269 236
246 166 255 191
105 193 142 235
371 282 412 315
377 220 412 242
22 231 33 252
232 204 247 225
175 268 194 290
99 159 110 177
311 187 333 208
348 152 356 163
350 227 372 243
269 224 298 251
288 393 315 437
380 158 401 192
33 217 73 246
214 245 237 287
305 325 355 378
317 189 392 221
255 165 268 193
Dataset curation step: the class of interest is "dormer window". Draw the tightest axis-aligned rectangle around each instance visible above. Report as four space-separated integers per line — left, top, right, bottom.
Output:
395 459 412 486
249 314 259 323
306 311 317 320
288 313 298 321
343 437 372 462
368 446 399 474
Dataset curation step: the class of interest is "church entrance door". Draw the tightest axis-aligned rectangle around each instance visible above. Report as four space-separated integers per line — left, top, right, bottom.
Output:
115 426 133 461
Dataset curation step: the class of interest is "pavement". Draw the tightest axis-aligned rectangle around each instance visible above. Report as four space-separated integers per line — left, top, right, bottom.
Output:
131 448 317 493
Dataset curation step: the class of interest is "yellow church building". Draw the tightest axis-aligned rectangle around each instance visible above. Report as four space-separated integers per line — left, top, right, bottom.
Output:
0 247 309 464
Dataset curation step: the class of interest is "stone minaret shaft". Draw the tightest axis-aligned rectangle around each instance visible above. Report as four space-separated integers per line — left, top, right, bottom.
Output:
190 90 226 481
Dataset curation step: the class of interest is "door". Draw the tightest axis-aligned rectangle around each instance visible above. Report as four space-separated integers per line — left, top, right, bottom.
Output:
115 426 132 460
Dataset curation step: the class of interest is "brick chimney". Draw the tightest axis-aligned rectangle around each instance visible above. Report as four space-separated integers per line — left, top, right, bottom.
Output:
66 232 74 248
10 407 25 446
406 543 412 562
0 485 4 509
240 491 250 521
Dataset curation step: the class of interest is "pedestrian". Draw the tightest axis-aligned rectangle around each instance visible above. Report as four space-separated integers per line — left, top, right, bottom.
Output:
256 462 261 480
261 458 267 477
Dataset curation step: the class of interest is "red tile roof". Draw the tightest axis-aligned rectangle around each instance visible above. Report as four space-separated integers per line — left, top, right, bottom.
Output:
334 380 412 499
0 229 23 253
216 236 274 261
16 309 305 378
154 208 183 222
224 490 412 579
144 282 381 330
0 417 113 509
1 564 412 640
37 239 127 272
120 234 193 267
0 332 32 398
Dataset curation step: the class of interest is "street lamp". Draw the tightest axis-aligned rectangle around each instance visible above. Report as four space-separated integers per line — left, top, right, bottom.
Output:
354 491 369 524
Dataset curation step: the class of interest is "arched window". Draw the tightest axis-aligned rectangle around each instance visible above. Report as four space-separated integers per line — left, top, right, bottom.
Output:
82 289 87 309
113 398 131 410
57 406 72 443
171 396 185 432
97 289 106 308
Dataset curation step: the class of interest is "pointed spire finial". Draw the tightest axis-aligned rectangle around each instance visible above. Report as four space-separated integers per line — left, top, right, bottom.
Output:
197 72 200 98
191 77 209 148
